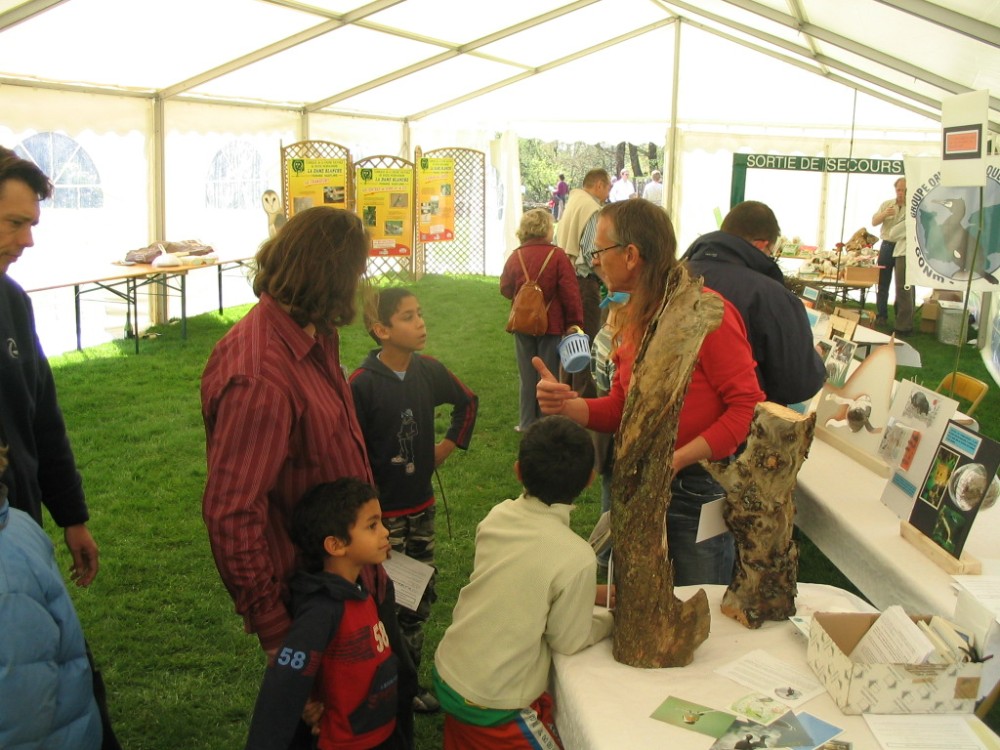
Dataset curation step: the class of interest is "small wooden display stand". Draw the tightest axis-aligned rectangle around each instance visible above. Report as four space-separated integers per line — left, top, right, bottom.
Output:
816 428 892 478
899 520 982 575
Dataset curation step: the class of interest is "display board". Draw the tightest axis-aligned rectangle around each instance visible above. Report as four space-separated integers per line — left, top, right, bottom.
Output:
416 156 455 242
355 164 415 258
902 156 1000 294
280 140 353 217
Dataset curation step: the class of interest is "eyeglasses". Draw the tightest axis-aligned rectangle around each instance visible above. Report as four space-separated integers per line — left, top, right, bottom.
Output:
592 243 622 260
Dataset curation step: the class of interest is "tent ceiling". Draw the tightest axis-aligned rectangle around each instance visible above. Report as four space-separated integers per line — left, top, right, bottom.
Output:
0 0 997 132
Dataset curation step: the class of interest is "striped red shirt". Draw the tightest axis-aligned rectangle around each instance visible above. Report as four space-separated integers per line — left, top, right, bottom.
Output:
201 293 371 649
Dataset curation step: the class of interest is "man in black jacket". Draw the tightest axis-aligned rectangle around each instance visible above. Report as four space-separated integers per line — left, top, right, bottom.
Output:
0 145 99 585
682 201 825 407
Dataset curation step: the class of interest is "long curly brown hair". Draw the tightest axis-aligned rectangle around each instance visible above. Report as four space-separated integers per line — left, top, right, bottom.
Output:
252 207 370 334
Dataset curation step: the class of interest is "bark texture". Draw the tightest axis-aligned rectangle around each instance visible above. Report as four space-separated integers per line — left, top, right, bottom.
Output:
705 402 816 629
610 264 722 668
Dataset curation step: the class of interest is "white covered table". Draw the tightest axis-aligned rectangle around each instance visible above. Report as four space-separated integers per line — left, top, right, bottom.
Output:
552 583 877 750
795 438 1000 616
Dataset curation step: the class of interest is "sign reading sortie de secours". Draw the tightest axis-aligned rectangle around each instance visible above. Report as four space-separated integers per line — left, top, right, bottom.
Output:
902 156 1000 293
734 153 904 175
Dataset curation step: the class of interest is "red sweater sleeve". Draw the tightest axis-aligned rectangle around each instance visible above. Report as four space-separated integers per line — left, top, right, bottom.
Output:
585 294 763 460
686 298 765 459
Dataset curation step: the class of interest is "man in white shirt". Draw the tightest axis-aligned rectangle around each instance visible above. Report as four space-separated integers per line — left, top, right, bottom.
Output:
871 177 906 329
609 168 635 202
642 170 663 205
554 169 611 348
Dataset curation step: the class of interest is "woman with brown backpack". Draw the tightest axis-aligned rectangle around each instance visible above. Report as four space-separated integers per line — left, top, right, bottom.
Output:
501 209 583 433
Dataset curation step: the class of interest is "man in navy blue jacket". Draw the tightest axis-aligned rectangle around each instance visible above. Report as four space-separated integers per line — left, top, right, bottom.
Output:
0 145 99 586
682 201 825 407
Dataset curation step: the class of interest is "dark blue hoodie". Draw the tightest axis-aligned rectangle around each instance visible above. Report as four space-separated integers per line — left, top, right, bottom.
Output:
683 231 825 406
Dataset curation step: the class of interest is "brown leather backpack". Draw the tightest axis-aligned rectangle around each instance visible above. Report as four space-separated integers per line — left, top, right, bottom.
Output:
505 247 556 336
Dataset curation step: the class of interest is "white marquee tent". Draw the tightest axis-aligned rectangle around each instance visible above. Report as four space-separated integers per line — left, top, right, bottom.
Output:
1 0 998 352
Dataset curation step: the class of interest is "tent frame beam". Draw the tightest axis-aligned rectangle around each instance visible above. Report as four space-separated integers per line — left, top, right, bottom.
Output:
307 0 601 112
407 17 677 121
0 0 67 32
159 0 405 99
872 0 1000 48
711 0 1000 112
663 4 940 117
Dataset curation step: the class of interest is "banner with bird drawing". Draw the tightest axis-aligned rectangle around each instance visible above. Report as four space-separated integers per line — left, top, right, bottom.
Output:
903 156 1000 292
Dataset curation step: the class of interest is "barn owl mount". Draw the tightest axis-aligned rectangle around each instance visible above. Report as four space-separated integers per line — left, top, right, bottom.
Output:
262 190 287 238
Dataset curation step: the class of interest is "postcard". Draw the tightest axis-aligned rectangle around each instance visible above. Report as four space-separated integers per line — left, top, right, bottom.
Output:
649 696 735 738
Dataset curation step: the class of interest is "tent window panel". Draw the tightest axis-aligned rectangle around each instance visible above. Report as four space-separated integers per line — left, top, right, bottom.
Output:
206 140 267 210
15 132 104 209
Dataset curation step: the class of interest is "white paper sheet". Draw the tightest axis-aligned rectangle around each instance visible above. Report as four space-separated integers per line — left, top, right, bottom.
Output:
381 552 434 611
849 605 936 664
714 649 825 708
864 714 992 750
696 496 727 543
953 576 1000 622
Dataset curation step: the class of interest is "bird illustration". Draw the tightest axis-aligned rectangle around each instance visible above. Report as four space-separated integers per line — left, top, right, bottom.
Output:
934 197 998 284
261 189 287 238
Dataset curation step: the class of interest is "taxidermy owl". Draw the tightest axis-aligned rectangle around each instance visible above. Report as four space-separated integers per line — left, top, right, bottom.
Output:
262 190 287 238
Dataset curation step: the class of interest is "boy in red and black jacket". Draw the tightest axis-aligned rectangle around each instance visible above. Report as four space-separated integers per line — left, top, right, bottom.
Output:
245 478 415 750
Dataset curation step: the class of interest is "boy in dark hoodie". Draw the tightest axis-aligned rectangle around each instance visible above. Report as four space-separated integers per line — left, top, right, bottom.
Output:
350 287 478 713
245 478 415 750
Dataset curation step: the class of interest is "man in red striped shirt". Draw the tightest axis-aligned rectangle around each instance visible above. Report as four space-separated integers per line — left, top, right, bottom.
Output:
202 207 372 653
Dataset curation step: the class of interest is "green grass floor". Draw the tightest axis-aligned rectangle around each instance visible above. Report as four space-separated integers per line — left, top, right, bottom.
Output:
39 274 999 748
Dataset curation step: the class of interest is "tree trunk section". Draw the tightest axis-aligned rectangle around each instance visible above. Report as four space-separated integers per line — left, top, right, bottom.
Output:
705 402 816 629
611 264 722 668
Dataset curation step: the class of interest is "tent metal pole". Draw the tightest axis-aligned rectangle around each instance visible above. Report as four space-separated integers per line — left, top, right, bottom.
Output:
153 97 165 244
666 20 681 225
150 97 168 328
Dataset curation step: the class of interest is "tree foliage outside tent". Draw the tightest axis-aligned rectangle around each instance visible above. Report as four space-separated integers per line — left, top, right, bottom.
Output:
519 139 664 206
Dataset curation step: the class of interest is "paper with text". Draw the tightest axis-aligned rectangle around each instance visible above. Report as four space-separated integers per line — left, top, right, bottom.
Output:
850 605 935 664
381 552 434 611
863 714 994 750
714 649 824 708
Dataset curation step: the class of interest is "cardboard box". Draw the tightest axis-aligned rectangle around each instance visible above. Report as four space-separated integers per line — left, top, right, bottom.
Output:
833 307 875 326
920 317 937 333
843 266 879 284
932 290 964 303
922 299 941 321
807 612 981 714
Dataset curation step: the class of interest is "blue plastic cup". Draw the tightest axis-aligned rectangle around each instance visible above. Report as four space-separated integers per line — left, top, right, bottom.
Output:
558 330 591 373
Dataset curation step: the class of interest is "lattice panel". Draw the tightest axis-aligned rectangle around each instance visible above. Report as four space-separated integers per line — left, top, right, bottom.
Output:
355 154 415 283
419 147 486 275
280 141 353 214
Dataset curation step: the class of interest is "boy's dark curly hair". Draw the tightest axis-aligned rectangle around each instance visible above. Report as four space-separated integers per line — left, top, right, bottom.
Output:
518 416 594 505
291 478 379 572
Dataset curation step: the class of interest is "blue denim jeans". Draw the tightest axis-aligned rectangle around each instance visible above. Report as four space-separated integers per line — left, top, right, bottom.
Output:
875 240 896 320
668 470 734 586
